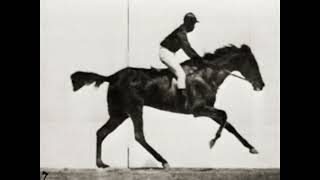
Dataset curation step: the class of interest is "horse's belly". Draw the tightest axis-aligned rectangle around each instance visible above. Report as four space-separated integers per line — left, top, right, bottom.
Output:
143 92 192 114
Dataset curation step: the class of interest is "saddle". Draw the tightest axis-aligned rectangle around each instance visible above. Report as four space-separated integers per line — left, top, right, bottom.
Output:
150 65 199 76
150 66 166 72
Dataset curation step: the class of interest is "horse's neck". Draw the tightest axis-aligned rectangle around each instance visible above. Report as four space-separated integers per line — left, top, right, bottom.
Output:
168 59 236 84
189 59 237 87
177 55 242 91
182 59 206 70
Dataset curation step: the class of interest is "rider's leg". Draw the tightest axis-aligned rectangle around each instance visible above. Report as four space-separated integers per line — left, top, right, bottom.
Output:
159 47 186 90
175 65 186 89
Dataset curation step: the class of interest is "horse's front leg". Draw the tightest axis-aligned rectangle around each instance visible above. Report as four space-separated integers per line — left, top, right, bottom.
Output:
193 106 227 149
193 105 258 154
209 114 227 148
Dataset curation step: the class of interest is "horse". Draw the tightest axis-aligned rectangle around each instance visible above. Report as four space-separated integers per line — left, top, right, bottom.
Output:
70 44 265 169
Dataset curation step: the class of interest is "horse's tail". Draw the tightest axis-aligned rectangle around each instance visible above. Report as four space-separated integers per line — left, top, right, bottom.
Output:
70 71 114 92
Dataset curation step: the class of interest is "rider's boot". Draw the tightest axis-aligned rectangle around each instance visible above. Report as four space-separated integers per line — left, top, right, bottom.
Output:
177 88 188 107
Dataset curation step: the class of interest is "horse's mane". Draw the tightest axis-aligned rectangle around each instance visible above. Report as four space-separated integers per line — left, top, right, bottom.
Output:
202 44 240 61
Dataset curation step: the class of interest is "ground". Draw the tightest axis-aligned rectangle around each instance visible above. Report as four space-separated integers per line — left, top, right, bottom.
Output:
40 168 280 180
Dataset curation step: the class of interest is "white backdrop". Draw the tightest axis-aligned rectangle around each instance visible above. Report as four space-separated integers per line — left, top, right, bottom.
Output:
40 0 280 168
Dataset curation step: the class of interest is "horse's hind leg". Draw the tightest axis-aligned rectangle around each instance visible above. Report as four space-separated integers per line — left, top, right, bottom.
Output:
96 113 128 168
129 107 170 169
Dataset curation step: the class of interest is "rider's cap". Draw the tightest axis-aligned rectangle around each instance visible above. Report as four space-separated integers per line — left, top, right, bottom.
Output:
184 12 199 24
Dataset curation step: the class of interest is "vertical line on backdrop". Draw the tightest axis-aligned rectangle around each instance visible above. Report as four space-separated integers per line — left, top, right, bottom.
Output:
126 0 131 169
127 147 130 168
127 0 130 67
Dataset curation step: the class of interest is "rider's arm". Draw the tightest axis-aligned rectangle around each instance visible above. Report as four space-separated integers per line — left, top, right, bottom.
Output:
177 31 202 59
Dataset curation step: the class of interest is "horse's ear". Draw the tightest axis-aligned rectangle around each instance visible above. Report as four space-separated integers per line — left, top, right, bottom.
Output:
241 44 251 53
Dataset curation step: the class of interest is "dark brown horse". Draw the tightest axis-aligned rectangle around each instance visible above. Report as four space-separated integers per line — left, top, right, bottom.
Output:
70 44 265 169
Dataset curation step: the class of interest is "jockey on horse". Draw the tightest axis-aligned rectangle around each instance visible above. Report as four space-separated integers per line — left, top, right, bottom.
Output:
70 12 265 169
159 12 201 99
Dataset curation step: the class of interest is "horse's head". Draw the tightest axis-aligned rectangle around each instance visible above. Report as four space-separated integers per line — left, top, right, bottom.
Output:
202 44 265 91
236 44 265 91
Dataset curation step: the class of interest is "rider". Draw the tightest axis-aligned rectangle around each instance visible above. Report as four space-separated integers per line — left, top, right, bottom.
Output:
159 12 202 96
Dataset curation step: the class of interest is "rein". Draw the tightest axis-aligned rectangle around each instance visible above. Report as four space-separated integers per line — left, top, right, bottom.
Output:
223 69 251 83
201 59 250 83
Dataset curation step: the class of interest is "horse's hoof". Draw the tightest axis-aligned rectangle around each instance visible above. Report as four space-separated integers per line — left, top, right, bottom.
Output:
97 163 109 168
209 139 216 149
250 148 259 154
96 161 110 168
162 163 170 169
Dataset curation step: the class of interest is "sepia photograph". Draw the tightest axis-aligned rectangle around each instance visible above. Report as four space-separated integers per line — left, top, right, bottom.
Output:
40 0 280 179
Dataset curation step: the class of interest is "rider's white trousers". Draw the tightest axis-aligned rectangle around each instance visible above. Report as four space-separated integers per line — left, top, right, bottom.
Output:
159 46 186 89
